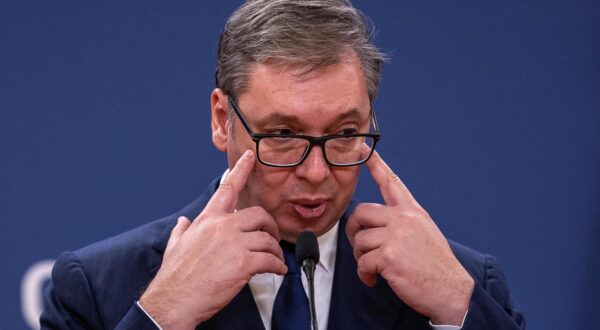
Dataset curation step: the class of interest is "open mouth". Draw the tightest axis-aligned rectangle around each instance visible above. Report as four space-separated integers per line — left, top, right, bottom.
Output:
293 202 327 219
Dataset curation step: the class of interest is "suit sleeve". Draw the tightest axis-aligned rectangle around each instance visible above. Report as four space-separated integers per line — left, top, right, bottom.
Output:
462 254 526 330
40 251 158 330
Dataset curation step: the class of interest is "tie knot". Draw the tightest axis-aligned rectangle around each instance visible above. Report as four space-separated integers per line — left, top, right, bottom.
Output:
280 240 299 274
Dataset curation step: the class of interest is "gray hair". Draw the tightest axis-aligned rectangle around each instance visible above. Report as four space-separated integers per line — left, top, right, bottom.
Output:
215 0 385 102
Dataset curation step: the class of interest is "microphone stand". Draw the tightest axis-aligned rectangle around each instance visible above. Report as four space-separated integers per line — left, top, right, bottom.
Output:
301 259 318 330
297 231 320 330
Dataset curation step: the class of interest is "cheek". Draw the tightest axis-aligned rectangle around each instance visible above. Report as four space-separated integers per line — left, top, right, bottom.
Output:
226 123 255 169
333 166 361 195
245 166 292 205
242 164 360 213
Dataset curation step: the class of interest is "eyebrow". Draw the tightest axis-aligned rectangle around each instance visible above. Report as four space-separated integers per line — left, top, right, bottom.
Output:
252 108 367 128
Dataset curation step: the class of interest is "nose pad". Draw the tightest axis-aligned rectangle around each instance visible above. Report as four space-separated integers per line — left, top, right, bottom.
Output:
295 145 331 182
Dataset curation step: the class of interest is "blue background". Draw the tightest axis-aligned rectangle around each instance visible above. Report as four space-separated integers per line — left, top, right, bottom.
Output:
2 1 599 329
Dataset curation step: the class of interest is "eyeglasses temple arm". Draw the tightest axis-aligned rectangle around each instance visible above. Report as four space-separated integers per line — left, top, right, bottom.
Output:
370 106 381 134
228 97 256 135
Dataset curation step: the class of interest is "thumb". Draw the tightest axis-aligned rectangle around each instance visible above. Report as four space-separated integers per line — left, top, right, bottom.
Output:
164 216 191 257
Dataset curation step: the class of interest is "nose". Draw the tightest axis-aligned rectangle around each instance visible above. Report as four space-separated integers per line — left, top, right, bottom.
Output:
294 145 331 184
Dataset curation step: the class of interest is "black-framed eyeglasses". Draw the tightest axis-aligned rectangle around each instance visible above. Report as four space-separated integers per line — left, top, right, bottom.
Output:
228 97 381 167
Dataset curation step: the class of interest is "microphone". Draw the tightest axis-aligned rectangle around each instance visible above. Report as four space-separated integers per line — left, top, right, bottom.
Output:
296 231 320 330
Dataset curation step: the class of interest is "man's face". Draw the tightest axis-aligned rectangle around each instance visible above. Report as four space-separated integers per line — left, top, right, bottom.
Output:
212 53 371 242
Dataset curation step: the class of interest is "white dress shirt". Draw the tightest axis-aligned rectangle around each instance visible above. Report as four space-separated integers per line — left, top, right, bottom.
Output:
249 221 339 330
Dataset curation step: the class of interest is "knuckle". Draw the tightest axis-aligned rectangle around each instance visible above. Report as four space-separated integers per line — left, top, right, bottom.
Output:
355 203 381 216
345 224 358 244
406 209 427 221
353 203 367 215
347 204 368 229
218 181 234 192
397 209 417 221
247 206 269 218
356 254 369 271
385 170 400 185
205 216 230 236
259 208 274 221
350 204 367 221
381 245 397 263
354 231 366 249
245 205 260 212
419 208 432 220
262 253 279 268
259 231 275 247
356 202 374 212
213 216 228 229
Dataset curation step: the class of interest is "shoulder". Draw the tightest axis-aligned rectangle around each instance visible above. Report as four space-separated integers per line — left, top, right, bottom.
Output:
68 214 175 277
448 239 510 292
66 176 221 272
45 215 179 328
74 215 173 264
43 177 220 328
448 240 526 328
54 176 220 287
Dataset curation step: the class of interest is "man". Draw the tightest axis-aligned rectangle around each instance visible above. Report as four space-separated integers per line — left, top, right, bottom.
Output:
41 0 525 329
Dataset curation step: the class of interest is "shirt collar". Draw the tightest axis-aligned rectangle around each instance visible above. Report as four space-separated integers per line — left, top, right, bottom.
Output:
316 221 338 274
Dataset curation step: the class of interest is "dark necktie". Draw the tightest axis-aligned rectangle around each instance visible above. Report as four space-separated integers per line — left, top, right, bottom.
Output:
271 241 311 330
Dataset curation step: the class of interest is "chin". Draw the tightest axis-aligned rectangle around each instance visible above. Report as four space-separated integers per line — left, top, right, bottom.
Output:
278 211 340 242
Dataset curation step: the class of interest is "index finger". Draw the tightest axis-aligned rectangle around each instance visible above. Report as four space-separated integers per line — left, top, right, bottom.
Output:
364 147 416 207
205 150 255 212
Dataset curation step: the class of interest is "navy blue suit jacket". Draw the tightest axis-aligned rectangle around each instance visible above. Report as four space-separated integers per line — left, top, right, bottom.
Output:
41 178 525 329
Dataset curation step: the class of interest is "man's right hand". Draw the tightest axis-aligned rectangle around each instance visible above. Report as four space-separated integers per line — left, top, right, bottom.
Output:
139 150 286 329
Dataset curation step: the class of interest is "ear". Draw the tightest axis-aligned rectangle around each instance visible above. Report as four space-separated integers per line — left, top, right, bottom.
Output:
211 88 229 152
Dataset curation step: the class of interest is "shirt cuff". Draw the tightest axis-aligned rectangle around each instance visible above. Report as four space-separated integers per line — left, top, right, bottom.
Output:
136 300 164 330
429 309 468 330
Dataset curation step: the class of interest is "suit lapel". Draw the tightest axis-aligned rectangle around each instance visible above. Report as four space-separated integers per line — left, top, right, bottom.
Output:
150 177 221 275
196 284 264 330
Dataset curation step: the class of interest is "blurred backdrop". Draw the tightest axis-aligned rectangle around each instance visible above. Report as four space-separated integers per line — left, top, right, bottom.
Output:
1 1 599 329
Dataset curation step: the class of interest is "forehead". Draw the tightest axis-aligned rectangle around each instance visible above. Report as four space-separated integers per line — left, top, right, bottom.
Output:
236 53 371 128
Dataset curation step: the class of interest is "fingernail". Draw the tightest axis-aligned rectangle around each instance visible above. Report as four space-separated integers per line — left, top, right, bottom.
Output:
361 143 371 153
243 150 254 159
177 216 187 224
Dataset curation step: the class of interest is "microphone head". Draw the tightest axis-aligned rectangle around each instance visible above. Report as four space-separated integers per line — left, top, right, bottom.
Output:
295 231 320 266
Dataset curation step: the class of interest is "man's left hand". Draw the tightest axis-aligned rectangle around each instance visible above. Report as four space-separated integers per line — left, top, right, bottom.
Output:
346 150 475 326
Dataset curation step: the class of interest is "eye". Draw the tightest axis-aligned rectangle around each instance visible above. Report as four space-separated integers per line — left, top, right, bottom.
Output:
269 128 295 136
338 128 358 136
